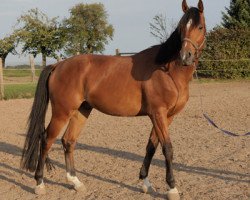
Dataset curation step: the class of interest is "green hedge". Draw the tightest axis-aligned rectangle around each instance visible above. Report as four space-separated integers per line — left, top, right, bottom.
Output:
198 60 250 79
199 27 250 79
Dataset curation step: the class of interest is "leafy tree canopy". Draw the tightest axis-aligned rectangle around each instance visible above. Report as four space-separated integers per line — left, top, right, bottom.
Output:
222 0 250 29
16 8 65 67
63 3 114 56
0 34 18 67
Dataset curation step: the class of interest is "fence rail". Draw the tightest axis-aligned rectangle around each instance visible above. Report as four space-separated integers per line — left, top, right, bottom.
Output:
2 68 41 70
115 49 250 62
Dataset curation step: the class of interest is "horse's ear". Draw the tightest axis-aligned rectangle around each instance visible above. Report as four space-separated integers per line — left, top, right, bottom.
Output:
182 0 189 13
198 0 204 13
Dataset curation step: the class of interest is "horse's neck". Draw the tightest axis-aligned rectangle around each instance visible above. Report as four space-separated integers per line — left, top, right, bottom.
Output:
169 62 196 89
134 38 196 86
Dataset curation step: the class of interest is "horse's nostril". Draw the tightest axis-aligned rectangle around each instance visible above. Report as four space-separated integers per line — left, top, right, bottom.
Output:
188 51 192 57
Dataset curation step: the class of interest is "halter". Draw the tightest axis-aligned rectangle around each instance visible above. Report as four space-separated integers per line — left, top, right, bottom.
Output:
182 37 206 59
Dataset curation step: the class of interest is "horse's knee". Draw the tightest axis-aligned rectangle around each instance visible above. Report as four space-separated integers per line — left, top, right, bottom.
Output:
139 165 147 179
167 177 176 188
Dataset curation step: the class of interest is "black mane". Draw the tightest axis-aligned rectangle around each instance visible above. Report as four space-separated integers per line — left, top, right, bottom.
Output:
154 28 181 64
155 7 201 64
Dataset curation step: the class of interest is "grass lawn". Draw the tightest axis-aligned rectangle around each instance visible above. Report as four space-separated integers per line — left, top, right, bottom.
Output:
4 83 37 100
3 69 41 77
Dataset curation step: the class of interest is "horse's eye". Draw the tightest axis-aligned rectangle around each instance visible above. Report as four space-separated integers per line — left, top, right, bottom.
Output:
199 26 203 30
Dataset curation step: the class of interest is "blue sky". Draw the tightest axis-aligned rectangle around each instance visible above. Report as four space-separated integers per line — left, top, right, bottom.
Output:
1 0 230 65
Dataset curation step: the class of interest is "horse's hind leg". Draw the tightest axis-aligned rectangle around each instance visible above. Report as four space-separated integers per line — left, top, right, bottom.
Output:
34 111 72 195
139 128 159 193
62 102 92 192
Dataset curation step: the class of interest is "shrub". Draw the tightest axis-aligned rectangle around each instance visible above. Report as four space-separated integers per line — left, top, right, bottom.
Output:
198 27 250 79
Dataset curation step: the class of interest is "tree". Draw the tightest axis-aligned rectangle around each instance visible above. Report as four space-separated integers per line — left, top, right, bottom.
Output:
0 34 17 68
63 3 114 56
222 0 250 29
149 14 176 43
16 8 65 67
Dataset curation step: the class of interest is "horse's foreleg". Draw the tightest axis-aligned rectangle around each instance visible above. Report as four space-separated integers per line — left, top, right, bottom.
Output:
62 103 92 192
34 112 71 195
151 109 180 200
139 128 159 193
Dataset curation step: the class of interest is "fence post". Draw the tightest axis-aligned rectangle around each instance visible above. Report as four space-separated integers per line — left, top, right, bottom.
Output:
57 56 62 62
0 58 4 100
116 49 120 56
29 54 36 82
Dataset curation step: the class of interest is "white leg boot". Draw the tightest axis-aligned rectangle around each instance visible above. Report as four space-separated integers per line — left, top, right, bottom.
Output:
66 173 86 192
34 180 46 195
142 177 154 193
166 187 180 200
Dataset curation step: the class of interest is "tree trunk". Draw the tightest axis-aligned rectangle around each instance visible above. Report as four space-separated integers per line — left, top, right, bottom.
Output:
57 55 62 62
29 54 36 82
42 53 46 68
0 58 4 100
2 57 6 68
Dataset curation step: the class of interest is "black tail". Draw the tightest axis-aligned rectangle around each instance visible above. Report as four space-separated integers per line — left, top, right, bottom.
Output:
21 65 54 172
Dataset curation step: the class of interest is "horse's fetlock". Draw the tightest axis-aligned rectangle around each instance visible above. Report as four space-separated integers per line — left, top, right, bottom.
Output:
139 165 147 179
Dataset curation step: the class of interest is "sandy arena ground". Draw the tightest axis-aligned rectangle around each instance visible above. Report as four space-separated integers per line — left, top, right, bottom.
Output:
0 81 249 200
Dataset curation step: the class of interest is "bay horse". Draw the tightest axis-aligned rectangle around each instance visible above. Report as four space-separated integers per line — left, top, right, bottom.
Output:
21 0 206 199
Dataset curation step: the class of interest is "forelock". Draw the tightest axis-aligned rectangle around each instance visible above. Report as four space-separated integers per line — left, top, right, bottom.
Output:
178 7 201 29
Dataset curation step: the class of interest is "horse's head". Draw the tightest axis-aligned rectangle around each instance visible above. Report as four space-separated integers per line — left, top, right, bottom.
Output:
179 0 206 66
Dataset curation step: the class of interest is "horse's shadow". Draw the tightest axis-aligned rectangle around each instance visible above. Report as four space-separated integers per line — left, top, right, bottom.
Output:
75 143 250 183
0 140 249 198
0 141 70 194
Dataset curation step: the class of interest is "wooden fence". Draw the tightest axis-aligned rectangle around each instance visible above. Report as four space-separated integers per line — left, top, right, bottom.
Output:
0 58 4 100
0 55 38 100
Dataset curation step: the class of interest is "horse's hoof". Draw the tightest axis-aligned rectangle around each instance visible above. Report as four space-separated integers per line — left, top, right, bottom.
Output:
142 184 154 194
142 178 154 194
34 183 46 195
166 187 180 200
74 182 87 193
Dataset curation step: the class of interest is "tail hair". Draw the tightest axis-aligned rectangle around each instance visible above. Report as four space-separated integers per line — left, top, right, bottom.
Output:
21 65 54 172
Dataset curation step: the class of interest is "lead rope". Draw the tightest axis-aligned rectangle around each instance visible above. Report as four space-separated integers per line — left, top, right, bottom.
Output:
194 70 250 137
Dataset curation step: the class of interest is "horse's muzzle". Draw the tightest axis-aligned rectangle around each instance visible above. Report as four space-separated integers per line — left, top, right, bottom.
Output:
180 50 194 66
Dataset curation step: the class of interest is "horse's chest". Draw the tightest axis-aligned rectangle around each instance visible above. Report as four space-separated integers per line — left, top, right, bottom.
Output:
171 88 189 115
